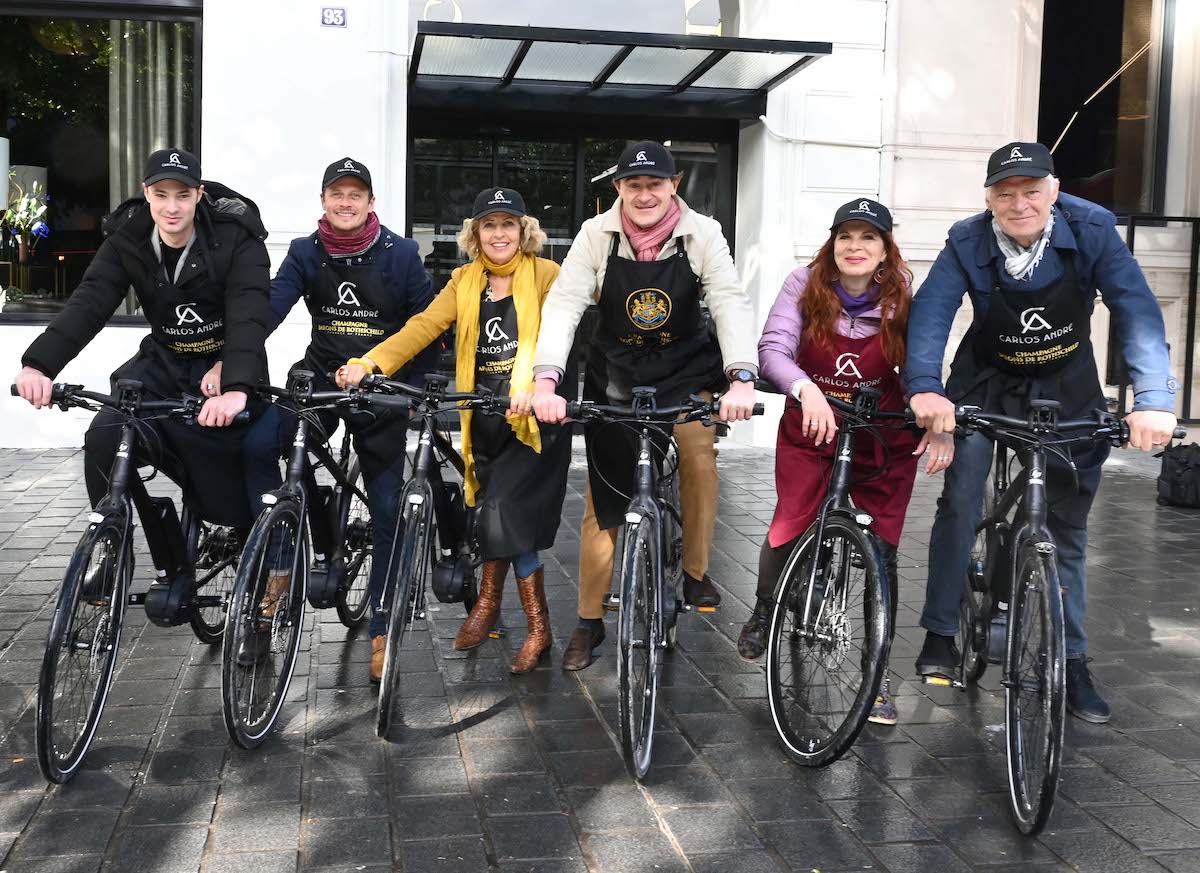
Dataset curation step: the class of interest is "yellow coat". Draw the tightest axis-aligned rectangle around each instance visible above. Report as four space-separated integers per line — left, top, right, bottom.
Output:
364 255 561 505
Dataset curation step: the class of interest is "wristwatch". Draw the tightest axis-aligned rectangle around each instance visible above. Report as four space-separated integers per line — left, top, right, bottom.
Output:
729 368 755 383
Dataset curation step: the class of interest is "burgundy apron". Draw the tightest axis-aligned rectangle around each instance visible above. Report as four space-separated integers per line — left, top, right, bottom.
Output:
768 331 920 548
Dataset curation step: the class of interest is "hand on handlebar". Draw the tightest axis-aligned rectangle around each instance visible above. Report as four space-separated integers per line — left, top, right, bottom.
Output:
197 390 247 427
508 389 534 417
1124 409 1179 453
719 379 757 423
910 392 957 435
915 430 955 475
14 367 53 409
532 376 567 424
200 360 223 398
336 360 373 389
797 381 837 445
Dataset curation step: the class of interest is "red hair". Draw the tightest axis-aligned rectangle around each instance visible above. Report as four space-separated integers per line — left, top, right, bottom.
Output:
801 228 913 367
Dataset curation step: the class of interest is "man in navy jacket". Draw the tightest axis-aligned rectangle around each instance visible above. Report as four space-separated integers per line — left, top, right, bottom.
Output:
906 142 1178 724
233 157 433 677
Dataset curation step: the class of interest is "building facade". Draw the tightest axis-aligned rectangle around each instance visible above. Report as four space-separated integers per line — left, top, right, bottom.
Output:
1 0 1197 446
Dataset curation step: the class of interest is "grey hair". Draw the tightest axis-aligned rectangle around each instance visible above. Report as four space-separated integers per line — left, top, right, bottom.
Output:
457 214 547 258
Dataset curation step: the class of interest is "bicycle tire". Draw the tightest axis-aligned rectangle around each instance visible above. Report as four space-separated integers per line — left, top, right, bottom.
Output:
616 516 660 779
961 480 996 683
1004 534 1066 835
221 500 308 749
187 511 240 645
766 516 889 768
36 513 132 783
335 453 372 628
377 499 432 739
657 473 683 652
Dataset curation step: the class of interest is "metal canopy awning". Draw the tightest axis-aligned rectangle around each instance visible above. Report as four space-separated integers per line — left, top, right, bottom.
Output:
409 22 832 121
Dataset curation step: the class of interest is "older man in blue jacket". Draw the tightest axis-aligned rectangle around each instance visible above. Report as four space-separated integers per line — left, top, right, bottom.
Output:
906 142 1178 723
234 157 434 677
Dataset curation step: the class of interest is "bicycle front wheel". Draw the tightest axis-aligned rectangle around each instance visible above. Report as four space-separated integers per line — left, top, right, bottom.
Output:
766 516 889 767
336 454 372 628
377 500 432 739
961 480 997 683
36 514 132 783
1005 535 1066 835
221 501 308 749
617 516 660 779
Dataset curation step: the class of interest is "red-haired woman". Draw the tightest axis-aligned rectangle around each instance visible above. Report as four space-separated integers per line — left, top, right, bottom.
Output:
738 198 954 726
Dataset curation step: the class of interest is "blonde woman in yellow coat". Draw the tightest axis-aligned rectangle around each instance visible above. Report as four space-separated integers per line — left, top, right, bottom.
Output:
339 188 572 676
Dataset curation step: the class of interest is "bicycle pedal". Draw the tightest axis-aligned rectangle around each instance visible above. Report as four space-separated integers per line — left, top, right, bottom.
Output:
192 595 225 609
127 592 147 605
602 593 620 612
695 605 717 613
922 674 965 689
488 628 507 639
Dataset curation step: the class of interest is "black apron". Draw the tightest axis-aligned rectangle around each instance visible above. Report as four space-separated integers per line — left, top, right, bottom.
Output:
585 234 724 529
302 247 405 377
469 288 572 558
945 251 1108 526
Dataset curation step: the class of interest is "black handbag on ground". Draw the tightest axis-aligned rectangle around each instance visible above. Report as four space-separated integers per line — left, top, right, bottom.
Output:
1157 442 1200 508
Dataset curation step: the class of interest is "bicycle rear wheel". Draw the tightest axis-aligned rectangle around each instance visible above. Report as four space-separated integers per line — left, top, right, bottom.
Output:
36 513 132 783
221 501 308 749
766 516 889 767
616 516 660 779
187 511 240 645
377 499 432 739
1005 535 1065 835
335 454 372 628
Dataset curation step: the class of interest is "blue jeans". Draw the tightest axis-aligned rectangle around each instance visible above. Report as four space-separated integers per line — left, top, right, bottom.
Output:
244 402 406 638
921 430 1094 658
511 551 542 579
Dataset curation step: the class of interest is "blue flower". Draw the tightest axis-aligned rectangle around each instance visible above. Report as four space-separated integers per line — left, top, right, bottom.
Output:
32 221 50 238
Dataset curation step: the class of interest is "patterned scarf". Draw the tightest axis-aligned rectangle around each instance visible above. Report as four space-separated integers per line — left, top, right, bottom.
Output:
992 212 1054 282
620 197 682 262
318 211 381 258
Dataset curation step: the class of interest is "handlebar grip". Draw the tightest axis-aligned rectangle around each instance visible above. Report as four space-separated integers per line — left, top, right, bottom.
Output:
492 396 511 411
565 401 585 419
1174 426 1188 440
234 410 252 424
8 384 17 397
365 393 411 412
752 403 764 416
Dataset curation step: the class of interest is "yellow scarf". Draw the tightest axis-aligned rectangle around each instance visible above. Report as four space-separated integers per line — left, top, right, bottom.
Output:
455 251 542 506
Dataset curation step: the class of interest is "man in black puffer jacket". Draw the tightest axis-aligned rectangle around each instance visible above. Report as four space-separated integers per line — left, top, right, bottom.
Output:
14 147 272 626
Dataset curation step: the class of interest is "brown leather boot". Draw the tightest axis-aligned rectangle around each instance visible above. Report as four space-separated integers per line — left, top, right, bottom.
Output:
511 567 551 674
453 559 509 650
370 635 385 683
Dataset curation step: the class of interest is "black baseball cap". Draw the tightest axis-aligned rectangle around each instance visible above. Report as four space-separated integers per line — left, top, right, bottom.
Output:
322 157 373 192
985 142 1054 187
831 198 893 235
143 148 201 188
472 187 526 219
614 141 676 181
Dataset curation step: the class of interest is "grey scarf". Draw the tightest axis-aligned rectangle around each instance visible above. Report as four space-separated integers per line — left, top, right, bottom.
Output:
991 212 1054 282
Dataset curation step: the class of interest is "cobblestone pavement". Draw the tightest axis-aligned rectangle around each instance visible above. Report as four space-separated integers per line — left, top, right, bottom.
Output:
0 444 1199 873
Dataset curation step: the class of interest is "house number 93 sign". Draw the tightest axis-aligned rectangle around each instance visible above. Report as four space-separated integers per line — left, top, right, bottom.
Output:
321 7 347 27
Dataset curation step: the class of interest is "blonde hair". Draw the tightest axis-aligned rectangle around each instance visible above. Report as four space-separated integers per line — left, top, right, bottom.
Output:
457 214 547 259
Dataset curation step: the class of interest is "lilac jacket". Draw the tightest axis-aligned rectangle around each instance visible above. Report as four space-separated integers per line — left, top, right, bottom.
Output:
758 266 905 398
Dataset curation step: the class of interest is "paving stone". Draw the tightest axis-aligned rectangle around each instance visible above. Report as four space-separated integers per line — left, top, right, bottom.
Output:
463 736 545 775
1090 803 1200 851
129 783 219 825
305 777 389 820
1040 828 1177 872
870 843 974 873
760 819 873 870
479 773 566 817
391 793 480 840
933 816 1059 866
566 785 658 832
213 801 300 852
391 756 470 796
726 779 829 822
205 852 298 873
8 808 121 859
488 813 580 861
146 746 226 784
687 852 784 873
827 797 937 843
301 817 391 868
112 825 209 873
660 806 763 854
397 834 489 871
586 830 689 873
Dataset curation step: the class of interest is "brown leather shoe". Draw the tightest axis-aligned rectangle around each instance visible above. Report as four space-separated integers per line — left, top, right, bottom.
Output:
370 635 385 683
260 570 292 617
561 624 606 672
683 573 721 608
511 567 551 674
453 559 509 650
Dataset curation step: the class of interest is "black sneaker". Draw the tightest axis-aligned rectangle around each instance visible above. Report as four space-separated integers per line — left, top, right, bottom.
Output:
737 598 773 662
1066 657 1111 724
683 573 721 608
915 631 961 679
236 620 272 667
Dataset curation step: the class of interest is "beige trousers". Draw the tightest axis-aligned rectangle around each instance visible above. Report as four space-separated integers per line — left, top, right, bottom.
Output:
577 407 719 619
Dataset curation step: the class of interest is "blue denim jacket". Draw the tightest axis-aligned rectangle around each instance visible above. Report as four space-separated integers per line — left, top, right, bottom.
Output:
904 192 1177 411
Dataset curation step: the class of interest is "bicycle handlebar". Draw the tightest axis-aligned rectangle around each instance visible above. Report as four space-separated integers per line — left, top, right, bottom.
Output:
954 406 1188 446
11 383 252 423
564 395 765 424
355 374 511 414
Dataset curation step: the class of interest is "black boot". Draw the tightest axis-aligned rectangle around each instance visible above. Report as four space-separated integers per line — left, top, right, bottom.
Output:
1066 657 1111 724
683 573 721 608
915 631 960 679
737 597 773 661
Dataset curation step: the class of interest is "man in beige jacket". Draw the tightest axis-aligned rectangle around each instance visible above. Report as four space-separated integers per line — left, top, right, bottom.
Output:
532 141 758 671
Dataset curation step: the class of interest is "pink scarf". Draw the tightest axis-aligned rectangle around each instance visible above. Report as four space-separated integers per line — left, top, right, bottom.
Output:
318 211 380 258
620 198 681 262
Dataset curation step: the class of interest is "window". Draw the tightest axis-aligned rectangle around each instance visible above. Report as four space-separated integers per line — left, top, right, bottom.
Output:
0 11 199 319
1037 0 1169 214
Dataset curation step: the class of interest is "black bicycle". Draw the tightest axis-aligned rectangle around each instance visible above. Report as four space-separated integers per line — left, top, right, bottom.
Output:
568 387 763 779
220 369 379 748
927 401 1186 835
764 387 910 768
14 380 247 783
357 373 508 739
